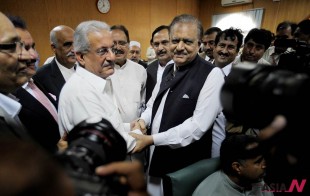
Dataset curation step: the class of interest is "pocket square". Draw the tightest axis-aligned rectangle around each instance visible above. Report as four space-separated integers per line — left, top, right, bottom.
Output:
49 93 57 101
182 94 189 99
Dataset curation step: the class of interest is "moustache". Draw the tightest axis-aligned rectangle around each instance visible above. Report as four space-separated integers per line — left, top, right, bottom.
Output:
66 52 75 57
174 51 187 56
26 59 37 66
114 50 124 55
157 50 166 56
102 62 115 68
218 52 229 57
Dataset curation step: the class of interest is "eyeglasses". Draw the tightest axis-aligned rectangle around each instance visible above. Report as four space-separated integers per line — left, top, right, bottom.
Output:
113 41 128 47
95 47 117 57
0 41 24 54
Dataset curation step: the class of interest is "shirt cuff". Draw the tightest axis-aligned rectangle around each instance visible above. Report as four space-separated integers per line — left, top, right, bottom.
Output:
132 129 143 135
124 123 130 132
152 132 166 146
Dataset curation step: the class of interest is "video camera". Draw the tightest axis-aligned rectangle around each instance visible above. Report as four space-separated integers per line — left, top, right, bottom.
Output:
274 38 310 57
221 62 310 130
56 118 128 196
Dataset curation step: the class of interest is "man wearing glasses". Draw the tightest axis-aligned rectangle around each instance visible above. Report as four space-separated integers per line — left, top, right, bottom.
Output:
110 25 147 164
57 20 143 153
0 12 31 139
110 25 147 123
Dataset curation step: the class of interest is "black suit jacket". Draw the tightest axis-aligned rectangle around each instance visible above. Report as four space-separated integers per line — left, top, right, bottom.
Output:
0 115 30 140
138 60 147 69
146 60 159 102
149 55 214 177
33 59 66 103
13 81 60 153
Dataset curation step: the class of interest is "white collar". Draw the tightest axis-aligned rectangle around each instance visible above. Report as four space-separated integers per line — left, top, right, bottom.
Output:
0 93 22 118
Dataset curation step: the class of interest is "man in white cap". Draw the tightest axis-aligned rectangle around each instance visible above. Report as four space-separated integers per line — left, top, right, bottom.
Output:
128 40 147 68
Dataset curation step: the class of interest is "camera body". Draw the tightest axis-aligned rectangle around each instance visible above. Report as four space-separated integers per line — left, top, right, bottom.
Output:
221 60 310 187
221 62 310 130
56 118 128 196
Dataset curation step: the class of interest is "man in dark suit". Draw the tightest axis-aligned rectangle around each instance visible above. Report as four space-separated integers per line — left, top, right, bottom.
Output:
0 12 31 140
9 15 60 153
145 25 173 103
33 25 76 102
130 15 225 195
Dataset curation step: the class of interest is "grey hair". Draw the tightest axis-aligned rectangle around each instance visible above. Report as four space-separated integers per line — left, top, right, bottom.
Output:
49 25 71 48
169 14 204 40
50 27 58 47
73 20 110 53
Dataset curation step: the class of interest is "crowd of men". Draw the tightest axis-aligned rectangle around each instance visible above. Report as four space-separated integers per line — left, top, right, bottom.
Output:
0 10 309 195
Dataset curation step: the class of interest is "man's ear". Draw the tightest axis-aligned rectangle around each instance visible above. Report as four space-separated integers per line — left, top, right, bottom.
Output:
75 52 85 67
198 40 202 47
232 161 242 174
51 43 56 52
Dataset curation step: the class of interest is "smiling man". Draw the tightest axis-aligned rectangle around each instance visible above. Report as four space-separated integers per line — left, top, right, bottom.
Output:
0 12 31 139
8 15 60 153
129 14 225 196
57 20 142 153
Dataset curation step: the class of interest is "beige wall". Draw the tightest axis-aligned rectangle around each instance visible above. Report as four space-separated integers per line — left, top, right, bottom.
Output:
0 0 309 66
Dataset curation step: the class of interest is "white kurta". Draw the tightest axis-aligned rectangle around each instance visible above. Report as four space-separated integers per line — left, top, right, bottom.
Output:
110 59 147 123
58 66 142 152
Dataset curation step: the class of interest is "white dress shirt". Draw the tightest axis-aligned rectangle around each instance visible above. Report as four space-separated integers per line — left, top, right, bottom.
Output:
157 59 174 84
0 93 22 124
0 93 27 134
58 66 142 152
211 62 232 158
55 58 76 82
110 59 147 123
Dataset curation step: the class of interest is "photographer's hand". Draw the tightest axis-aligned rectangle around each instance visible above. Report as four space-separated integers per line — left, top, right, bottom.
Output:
258 115 286 140
57 132 68 151
95 161 149 196
128 132 153 153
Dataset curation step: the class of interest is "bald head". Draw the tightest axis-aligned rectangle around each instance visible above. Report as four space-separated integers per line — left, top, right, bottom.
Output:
49 25 76 69
0 12 29 93
0 12 17 43
50 25 74 47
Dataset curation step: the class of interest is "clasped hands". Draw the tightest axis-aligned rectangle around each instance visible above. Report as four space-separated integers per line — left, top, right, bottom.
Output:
129 119 153 153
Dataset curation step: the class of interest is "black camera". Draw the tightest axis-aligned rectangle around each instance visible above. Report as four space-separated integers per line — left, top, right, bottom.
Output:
56 118 128 196
221 62 310 130
274 38 310 56
221 62 310 194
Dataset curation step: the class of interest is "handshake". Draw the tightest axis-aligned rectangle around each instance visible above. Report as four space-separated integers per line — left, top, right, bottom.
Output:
129 119 153 153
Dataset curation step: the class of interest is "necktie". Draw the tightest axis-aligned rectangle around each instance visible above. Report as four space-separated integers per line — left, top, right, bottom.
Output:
28 81 58 123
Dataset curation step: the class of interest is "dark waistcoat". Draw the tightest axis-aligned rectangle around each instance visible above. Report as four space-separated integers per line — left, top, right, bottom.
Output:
149 55 215 177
